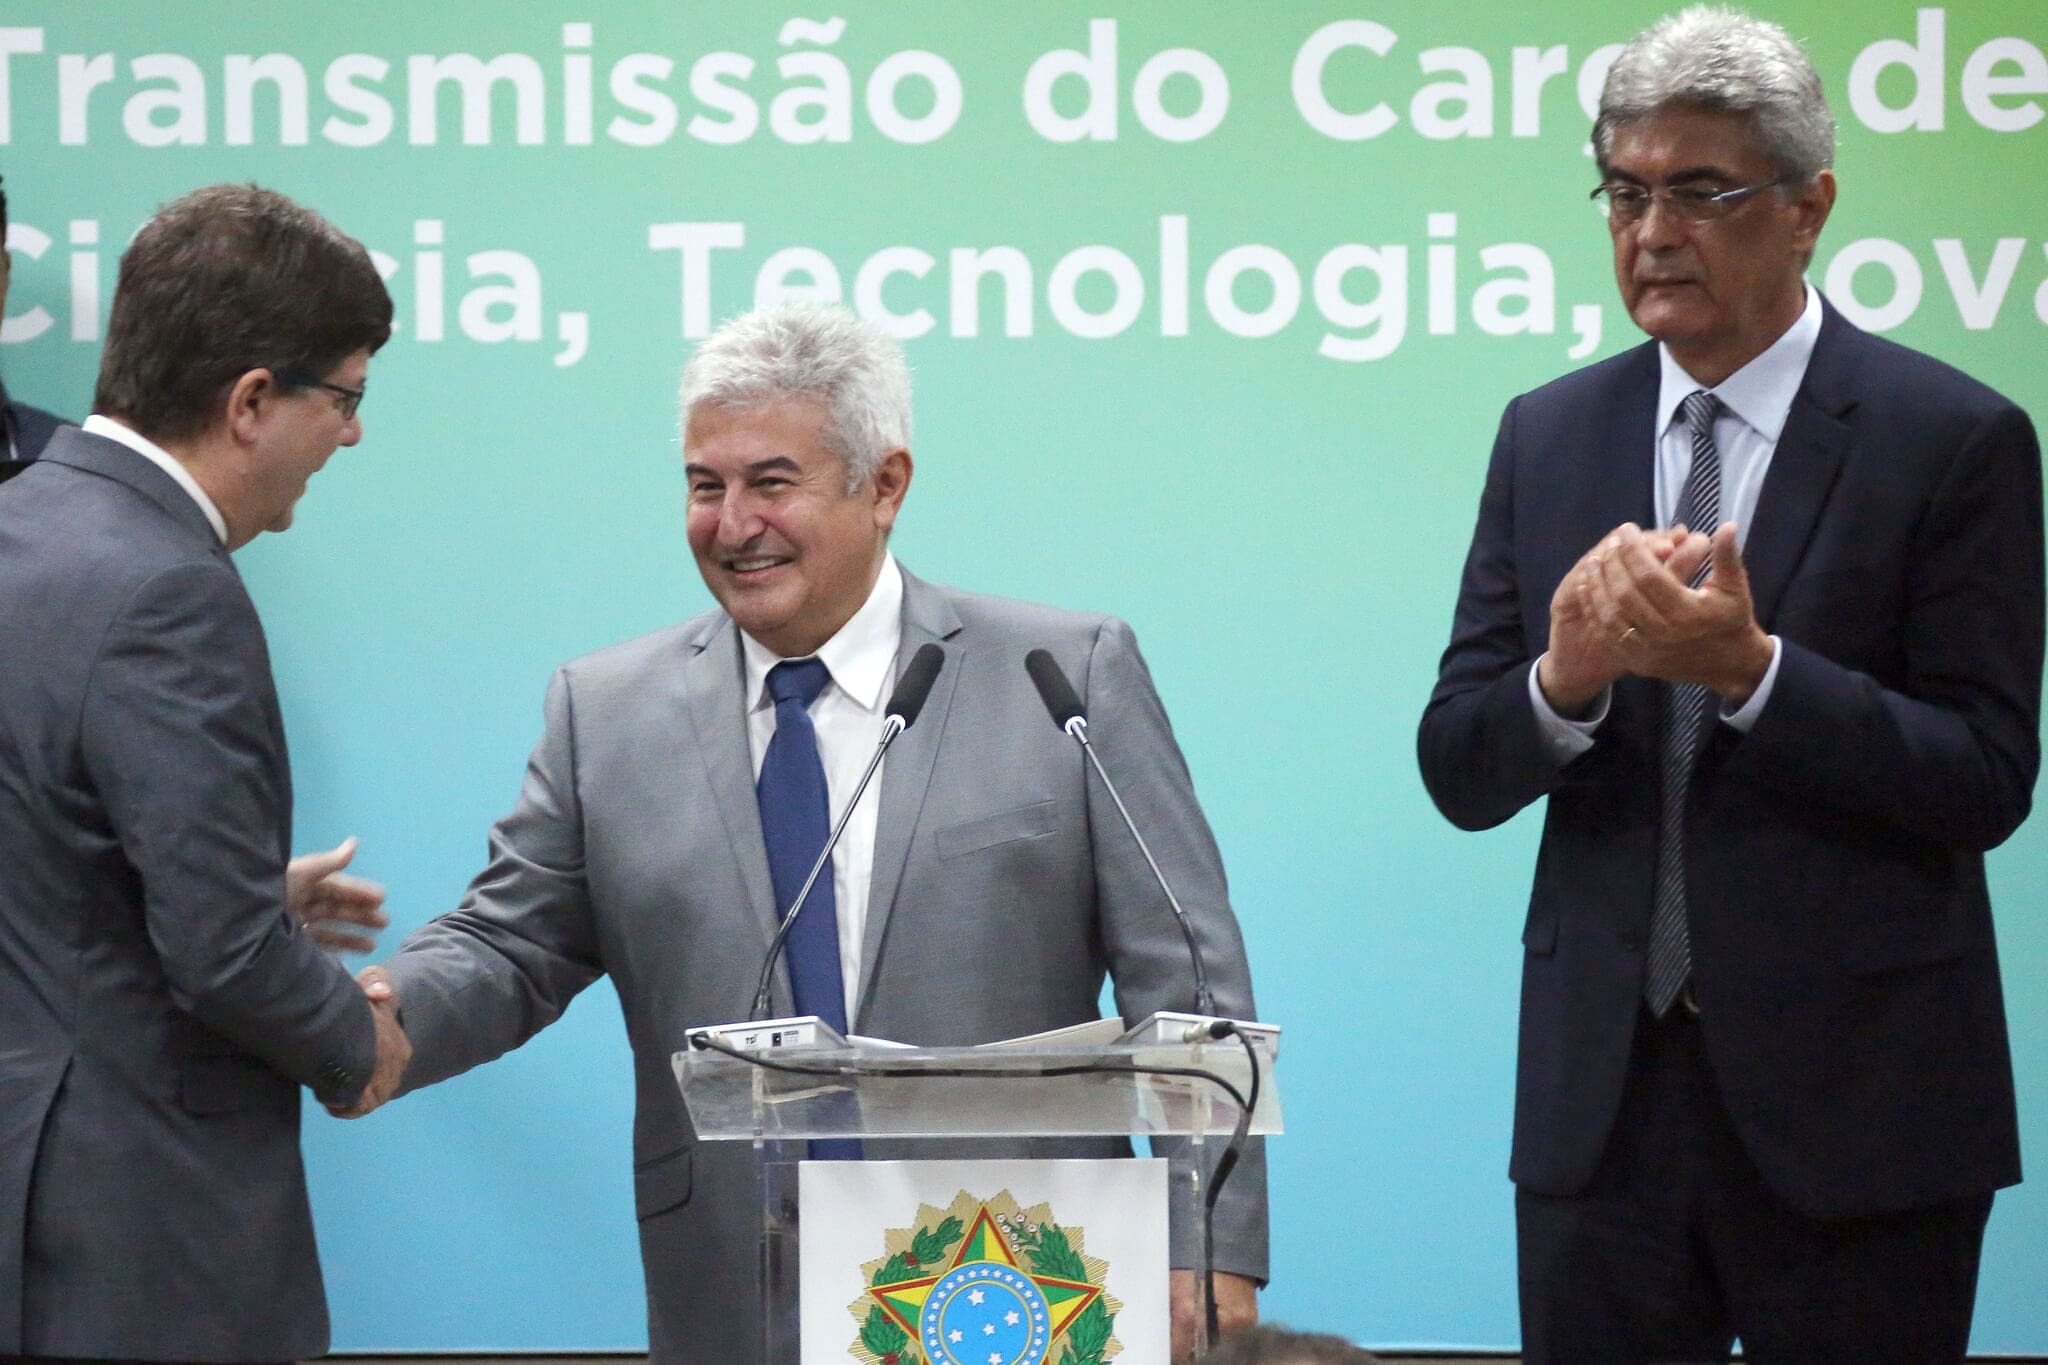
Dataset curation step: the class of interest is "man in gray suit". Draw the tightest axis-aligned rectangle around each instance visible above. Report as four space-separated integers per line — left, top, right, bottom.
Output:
358 303 1267 1361
0 184 408 1363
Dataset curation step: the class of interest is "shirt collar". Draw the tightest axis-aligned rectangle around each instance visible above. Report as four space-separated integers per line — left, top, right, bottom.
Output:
80 414 230 544
1656 282 1822 444
741 553 905 714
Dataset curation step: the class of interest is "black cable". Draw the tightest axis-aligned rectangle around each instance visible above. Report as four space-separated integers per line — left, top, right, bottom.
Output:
1200 1027 1259 1344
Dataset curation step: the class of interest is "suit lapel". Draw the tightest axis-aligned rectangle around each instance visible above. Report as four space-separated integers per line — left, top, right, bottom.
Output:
1605 348 1661 529
1569 348 1662 749
682 616 782 993
853 567 963 1023
1553 345 1658 588
1742 304 1859 627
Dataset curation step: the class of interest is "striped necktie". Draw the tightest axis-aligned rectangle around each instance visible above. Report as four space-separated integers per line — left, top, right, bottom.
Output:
1645 390 1723 1016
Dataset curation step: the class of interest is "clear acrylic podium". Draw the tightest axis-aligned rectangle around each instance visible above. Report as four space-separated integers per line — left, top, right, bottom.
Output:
673 1025 1282 1362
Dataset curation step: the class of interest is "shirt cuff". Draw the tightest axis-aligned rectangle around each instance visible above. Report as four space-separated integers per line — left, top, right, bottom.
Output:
1719 635 1782 733
1528 657 1607 763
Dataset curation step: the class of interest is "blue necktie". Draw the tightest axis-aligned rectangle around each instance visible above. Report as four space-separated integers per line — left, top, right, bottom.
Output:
757 659 863 1160
757 658 846 1033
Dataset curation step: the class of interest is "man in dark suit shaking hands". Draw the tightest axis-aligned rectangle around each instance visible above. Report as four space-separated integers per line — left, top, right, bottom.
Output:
0 185 409 1363
1419 7 2041 1362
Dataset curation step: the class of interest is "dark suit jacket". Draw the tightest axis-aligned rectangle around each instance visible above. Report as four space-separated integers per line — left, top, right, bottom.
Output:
6 400 66 460
1418 301 2040 1220
0 380 69 479
383 566 1267 1361
0 427 375 1360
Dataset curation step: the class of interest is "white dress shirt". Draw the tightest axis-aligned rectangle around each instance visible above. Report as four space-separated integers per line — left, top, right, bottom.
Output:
740 553 904 1017
81 413 228 545
1531 285 1823 760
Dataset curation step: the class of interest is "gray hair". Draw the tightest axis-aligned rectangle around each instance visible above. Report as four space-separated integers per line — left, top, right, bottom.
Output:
679 303 912 490
1595 5 1835 180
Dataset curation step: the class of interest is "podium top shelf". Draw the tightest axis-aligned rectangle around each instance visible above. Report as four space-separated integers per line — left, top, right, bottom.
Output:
673 1036 1284 1142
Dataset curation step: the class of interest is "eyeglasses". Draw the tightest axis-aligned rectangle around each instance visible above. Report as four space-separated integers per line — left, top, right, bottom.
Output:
273 369 365 420
1590 175 1800 227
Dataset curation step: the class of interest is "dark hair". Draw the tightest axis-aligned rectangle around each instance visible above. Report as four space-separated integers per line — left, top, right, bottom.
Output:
93 183 392 441
1 172 10 241
1198 1325 1381 1365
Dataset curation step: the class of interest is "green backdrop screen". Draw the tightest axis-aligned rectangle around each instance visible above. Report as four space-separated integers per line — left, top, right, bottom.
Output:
4 1 2044 1350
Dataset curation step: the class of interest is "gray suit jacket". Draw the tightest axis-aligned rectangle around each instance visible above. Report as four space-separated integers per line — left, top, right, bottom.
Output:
385 567 1268 1360
0 427 376 1361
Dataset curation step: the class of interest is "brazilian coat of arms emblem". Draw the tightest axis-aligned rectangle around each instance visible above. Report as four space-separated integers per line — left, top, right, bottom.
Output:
846 1190 1121 1365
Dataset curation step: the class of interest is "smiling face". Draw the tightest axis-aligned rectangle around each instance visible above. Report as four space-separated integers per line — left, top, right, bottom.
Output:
254 350 368 536
684 396 910 658
197 347 369 548
1605 106 1835 385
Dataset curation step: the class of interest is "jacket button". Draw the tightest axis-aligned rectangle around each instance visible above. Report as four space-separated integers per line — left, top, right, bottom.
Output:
1620 930 1644 951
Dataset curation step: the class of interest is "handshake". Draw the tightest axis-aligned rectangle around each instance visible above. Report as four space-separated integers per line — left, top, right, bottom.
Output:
286 836 410 1119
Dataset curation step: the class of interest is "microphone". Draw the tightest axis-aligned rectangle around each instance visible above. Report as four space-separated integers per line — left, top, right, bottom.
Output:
747 643 946 1022
1025 648 1085 732
1023 648 1214 1016
887 640 946 731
